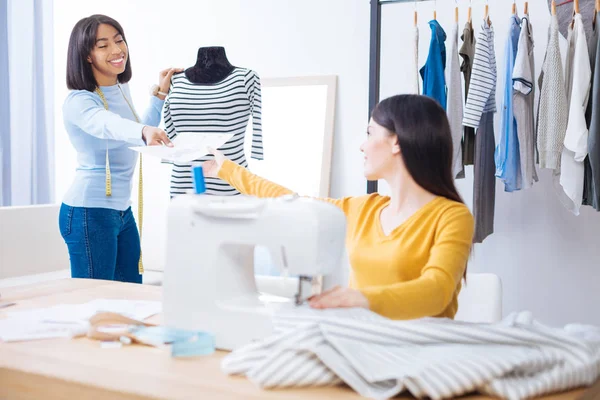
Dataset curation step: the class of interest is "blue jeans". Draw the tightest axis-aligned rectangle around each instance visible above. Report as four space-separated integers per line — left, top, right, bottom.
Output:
59 204 142 283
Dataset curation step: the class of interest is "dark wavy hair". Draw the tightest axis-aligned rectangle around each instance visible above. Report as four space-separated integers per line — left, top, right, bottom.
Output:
372 94 470 279
66 14 132 92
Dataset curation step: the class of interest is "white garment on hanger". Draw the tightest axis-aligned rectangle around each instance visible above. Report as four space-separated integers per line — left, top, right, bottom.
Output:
537 14 568 171
446 22 463 178
557 14 592 215
410 26 420 94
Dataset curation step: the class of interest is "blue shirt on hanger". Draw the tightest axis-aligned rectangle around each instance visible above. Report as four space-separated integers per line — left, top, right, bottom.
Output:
495 15 522 192
420 20 447 110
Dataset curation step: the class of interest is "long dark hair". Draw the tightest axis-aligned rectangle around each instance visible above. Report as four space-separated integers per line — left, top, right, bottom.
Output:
66 14 132 92
372 94 464 204
372 94 470 279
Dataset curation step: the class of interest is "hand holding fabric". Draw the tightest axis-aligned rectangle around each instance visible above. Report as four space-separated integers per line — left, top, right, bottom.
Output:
142 126 173 147
202 147 226 178
158 68 184 97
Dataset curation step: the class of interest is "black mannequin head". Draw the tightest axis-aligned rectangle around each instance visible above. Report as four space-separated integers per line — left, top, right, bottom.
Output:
185 46 236 84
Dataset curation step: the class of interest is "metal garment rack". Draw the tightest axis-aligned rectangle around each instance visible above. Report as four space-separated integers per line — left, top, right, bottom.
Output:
367 0 434 194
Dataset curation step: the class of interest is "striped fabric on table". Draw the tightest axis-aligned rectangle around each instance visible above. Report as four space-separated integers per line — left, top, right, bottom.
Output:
221 308 600 400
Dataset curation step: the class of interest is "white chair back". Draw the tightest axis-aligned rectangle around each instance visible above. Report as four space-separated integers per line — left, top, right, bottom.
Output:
455 273 503 323
0 204 69 279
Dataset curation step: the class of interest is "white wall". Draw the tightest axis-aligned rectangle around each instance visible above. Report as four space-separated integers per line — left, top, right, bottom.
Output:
52 0 600 327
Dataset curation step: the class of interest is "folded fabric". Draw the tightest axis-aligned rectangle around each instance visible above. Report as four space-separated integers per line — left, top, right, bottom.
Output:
221 308 600 400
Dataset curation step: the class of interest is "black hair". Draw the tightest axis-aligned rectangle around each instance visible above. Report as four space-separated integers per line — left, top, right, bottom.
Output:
66 14 132 92
372 94 470 279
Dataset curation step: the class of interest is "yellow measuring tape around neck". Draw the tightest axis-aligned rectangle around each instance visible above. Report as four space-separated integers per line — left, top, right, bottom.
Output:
95 85 144 275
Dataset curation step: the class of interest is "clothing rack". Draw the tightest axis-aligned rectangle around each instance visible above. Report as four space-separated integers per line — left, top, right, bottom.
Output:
367 0 435 193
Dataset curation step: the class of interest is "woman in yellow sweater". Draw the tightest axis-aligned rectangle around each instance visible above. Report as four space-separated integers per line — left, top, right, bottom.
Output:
203 94 474 321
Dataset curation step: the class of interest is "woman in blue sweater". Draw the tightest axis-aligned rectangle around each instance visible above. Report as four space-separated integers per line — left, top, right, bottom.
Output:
60 14 180 283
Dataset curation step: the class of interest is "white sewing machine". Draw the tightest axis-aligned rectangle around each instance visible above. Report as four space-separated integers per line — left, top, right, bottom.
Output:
162 193 347 351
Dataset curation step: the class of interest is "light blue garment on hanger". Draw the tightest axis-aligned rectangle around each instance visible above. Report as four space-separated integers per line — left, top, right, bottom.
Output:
495 15 523 192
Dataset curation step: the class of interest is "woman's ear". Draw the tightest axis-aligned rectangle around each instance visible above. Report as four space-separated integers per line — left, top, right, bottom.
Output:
87 56 92 63
390 135 401 155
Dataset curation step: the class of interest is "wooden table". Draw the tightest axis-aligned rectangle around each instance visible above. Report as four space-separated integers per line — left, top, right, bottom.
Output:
0 279 598 400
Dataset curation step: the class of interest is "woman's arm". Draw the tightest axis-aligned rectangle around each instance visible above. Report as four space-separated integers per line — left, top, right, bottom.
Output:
359 206 474 320
63 91 146 144
142 68 183 128
213 157 364 215
141 96 164 127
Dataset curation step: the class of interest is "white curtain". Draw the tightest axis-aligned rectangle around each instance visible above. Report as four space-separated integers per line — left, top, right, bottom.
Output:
1 0 54 206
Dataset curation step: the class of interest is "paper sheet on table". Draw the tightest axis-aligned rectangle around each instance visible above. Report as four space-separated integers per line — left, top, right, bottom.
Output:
0 318 88 342
130 132 233 163
1 299 161 342
7 299 162 324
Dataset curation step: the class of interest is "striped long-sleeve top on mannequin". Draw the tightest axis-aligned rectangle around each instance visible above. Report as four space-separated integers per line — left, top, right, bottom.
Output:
164 68 263 196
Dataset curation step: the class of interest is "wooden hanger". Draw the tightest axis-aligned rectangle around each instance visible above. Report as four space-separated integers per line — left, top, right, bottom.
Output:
484 4 491 26
571 0 579 29
551 0 556 15
512 1 517 15
455 6 459 23
414 0 417 26
524 2 529 15
594 0 598 26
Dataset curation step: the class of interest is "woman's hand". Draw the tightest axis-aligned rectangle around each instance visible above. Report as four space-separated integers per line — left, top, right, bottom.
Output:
308 286 370 310
158 67 184 98
202 147 226 178
142 126 173 147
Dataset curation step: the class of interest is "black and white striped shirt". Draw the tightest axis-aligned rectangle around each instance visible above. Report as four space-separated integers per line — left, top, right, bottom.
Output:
463 21 497 128
164 68 263 196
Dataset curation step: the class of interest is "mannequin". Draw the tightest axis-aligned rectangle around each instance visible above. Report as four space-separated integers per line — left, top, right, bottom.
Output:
185 46 236 84
164 47 263 197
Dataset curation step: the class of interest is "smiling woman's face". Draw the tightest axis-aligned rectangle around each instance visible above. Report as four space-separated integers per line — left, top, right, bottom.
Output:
87 23 128 86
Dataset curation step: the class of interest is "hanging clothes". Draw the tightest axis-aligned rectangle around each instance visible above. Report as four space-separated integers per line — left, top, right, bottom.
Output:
409 25 420 94
463 20 497 244
446 21 463 178
459 21 476 172
420 20 447 109
586 11 600 210
536 14 567 171
513 16 538 190
495 14 522 192
583 17 598 207
556 13 591 216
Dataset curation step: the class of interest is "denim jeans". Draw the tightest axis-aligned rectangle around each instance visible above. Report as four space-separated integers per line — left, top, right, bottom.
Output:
59 204 142 283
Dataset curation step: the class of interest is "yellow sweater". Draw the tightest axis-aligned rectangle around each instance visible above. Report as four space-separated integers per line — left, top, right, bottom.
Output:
218 160 475 320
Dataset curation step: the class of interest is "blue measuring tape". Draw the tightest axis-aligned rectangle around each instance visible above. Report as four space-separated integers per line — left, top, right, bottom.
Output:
129 326 215 357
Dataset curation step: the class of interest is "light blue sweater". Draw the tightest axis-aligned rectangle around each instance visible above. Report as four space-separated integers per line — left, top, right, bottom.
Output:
62 83 164 211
